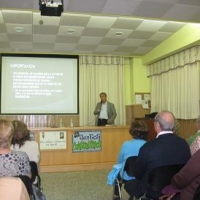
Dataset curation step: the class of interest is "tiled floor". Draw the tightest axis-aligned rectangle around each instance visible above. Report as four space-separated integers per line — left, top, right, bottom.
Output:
40 169 130 200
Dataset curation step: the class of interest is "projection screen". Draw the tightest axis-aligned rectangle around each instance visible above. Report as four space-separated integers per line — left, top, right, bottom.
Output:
0 54 79 114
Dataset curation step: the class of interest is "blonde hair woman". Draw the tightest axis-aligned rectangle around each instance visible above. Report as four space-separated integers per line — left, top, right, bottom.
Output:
0 119 31 177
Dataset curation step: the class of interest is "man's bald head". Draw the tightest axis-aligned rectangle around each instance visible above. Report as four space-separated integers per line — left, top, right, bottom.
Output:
154 110 175 131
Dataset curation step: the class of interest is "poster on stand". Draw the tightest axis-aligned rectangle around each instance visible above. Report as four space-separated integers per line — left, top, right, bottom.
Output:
72 130 101 152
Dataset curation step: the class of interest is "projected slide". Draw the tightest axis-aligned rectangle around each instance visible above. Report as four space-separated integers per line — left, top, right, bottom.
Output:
1 55 78 114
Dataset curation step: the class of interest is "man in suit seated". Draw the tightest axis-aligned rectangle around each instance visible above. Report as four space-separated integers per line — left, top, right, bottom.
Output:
124 110 191 200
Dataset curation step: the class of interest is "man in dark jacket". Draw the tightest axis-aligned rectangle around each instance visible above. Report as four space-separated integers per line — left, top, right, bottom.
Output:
125 110 191 199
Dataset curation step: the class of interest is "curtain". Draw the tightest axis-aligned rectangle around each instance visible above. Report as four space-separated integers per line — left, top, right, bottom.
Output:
79 55 126 126
149 46 200 119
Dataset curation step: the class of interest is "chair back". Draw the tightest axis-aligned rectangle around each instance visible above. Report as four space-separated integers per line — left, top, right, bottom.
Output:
30 161 39 182
146 164 184 198
30 161 42 189
124 156 138 177
17 175 34 198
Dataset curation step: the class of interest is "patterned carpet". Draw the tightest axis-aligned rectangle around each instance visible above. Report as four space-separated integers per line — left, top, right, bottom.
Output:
40 169 130 200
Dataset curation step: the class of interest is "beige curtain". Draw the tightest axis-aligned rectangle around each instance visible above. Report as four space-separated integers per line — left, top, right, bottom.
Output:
79 55 126 126
148 46 200 119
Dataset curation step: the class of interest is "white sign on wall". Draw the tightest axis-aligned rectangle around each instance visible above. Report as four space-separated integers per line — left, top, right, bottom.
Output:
39 131 67 150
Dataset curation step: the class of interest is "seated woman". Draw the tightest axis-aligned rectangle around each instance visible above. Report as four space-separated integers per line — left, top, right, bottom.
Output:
0 119 31 177
11 120 40 165
113 120 148 200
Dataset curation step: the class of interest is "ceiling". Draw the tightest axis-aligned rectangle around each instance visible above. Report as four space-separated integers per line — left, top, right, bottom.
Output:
0 0 200 56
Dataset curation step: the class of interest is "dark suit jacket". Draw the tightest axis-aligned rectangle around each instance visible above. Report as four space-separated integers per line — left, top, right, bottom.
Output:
130 133 191 198
93 101 117 126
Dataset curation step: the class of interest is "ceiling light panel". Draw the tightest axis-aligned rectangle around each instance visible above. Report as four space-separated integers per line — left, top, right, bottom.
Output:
6 24 32 34
58 26 84 36
106 28 132 38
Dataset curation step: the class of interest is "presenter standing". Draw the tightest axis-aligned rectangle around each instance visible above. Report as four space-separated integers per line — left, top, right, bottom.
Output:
94 92 117 126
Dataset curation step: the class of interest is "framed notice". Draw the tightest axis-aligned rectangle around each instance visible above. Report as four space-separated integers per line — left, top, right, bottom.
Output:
135 92 151 108
72 130 102 153
39 131 67 150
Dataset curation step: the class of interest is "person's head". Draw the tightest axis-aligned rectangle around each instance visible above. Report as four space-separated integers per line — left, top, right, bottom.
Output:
129 120 148 140
99 92 107 103
195 116 200 131
172 119 180 135
154 110 175 133
11 120 30 147
0 119 14 149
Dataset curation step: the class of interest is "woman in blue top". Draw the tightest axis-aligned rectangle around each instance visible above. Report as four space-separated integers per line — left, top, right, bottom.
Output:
113 120 148 200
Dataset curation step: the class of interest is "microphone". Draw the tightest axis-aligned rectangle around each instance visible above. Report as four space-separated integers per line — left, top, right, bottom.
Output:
98 101 102 112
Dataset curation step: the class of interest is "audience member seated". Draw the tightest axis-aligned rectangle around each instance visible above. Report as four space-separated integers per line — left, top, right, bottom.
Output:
187 116 200 146
112 120 148 200
0 119 31 178
161 148 200 200
11 120 40 165
0 177 30 200
124 110 191 200
172 119 180 136
190 136 200 155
